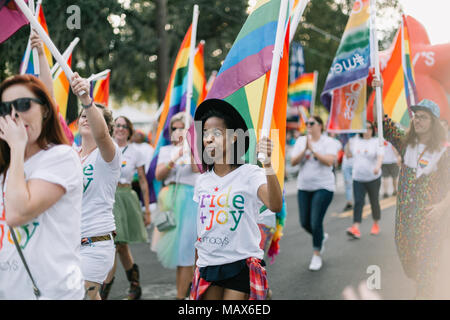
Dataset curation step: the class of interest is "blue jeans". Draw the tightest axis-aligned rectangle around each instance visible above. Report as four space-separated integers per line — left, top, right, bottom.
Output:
297 189 334 251
342 165 353 203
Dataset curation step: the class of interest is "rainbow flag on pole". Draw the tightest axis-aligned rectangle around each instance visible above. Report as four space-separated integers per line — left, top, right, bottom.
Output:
147 24 205 203
90 71 110 107
380 15 417 127
288 71 317 109
321 0 372 133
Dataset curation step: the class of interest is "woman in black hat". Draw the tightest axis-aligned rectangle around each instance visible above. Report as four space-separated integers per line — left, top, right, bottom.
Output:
375 78 450 299
189 99 282 300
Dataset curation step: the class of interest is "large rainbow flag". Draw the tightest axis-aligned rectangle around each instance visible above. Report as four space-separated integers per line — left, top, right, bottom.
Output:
321 0 372 133
206 0 290 262
90 71 110 107
52 54 72 120
146 25 206 203
288 71 317 109
379 15 417 127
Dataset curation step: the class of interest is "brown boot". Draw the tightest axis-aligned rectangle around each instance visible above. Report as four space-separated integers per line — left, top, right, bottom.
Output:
99 277 115 300
125 264 142 300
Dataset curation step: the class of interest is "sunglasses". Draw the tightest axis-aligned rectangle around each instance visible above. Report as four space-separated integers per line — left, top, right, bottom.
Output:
171 127 184 131
115 124 129 129
0 97 43 117
306 121 317 126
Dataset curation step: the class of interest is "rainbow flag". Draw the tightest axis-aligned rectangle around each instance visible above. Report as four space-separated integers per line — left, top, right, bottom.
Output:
0 0 29 43
288 71 317 108
20 4 53 74
206 0 290 262
146 24 205 203
193 41 207 107
53 54 72 120
90 71 110 107
68 119 81 146
381 15 417 127
321 0 371 132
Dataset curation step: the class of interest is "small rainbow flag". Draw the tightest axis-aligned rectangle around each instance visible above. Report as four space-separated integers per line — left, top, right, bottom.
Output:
90 71 110 107
288 71 317 109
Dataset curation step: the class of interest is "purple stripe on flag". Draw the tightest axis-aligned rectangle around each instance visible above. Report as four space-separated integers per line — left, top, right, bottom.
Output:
206 45 274 100
0 3 29 43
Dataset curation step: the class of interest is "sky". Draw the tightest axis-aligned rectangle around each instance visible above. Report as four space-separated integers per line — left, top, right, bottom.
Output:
399 0 450 45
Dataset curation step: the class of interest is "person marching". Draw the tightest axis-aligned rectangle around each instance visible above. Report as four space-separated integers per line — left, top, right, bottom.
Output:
0 74 84 299
100 116 151 300
71 74 121 300
345 121 384 238
290 116 338 271
155 111 200 300
190 99 282 300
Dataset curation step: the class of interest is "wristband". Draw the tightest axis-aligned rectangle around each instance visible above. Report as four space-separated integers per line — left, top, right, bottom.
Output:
81 99 93 109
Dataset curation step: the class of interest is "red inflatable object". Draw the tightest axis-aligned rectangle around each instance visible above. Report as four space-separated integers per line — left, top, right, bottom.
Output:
369 15 450 123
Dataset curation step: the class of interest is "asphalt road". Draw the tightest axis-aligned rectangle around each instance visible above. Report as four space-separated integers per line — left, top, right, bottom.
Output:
107 172 416 300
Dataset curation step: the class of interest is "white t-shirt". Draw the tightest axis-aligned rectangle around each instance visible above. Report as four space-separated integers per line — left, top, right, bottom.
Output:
342 136 357 168
193 164 267 267
0 145 85 300
382 141 398 164
78 144 121 238
157 144 199 187
351 137 384 182
118 143 145 184
290 135 338 192
403 143 446 178
133 142 154 174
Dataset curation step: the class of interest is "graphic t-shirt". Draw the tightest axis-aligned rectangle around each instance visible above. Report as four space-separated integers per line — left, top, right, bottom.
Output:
78 143 121 237
0 145 85 299
351 137 384 182
193 164 267 267
290 134 338 192
118 143 146 184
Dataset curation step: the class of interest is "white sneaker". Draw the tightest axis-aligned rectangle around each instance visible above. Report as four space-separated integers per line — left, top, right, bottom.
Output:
320 233 329 255
309 254 322 271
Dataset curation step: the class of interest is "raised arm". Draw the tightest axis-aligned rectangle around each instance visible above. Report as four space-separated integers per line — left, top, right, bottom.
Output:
30 31 54 99
70 73 116 162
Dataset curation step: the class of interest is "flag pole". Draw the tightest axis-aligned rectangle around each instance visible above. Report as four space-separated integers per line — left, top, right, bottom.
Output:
257 0 289 163
28 0 40 75
289 0 310 42
183 4 199 160
370 0 384 145
51 37 80 79
310 70 318 115
14 0 85 95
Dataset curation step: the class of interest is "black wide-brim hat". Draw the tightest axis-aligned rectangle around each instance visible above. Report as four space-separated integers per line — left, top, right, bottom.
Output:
194 98 249 153
195 98 248 133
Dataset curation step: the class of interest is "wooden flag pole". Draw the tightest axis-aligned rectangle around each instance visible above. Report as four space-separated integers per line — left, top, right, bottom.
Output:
289 0 310 42
14 0 85 95
28 0 40 75
257 0 289 163
51 37 80 79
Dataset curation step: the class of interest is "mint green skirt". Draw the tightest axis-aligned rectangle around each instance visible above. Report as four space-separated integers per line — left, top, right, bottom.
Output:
113 186 148 244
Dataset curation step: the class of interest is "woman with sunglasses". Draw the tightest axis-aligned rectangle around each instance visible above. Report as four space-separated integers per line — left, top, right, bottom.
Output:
345 121 384 239
379 87 449 299
71 74 122 300
100 116 151 300
290 116 338 271
154 111 200 300
0 75 84 299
